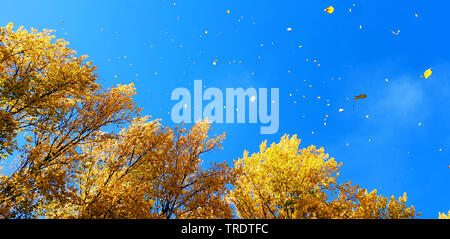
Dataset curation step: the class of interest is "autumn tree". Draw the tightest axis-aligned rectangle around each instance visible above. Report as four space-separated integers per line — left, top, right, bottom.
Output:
0 23 98 159
35 118 235 219
439 211 450 219
229 135 419 219
0 22 126 217
0 78 139 218
0 24 235 219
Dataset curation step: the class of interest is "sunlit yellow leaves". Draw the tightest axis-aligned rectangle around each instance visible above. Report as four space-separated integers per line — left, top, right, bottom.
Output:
424 68 432 79
1 103 234 219
0 25 143 218
6 22 13 31
439 210 450 219
0 23 98 159
324 6 335 14
229 135 418 219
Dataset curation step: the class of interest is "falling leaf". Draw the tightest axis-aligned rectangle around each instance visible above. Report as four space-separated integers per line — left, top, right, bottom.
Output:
391 30 400 35
324 6 335 14
286 27 293 31
338 108 344 112
354 94 367 100
424 68 432 79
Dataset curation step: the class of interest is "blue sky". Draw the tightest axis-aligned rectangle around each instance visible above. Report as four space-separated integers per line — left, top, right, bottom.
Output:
1 0 449 218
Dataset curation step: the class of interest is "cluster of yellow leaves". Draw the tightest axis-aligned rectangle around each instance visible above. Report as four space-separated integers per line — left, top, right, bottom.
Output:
0 22 97 159
229 135 419 219
0 24 236 218
37 118 236 219
439 211 450 219
0 81 140 217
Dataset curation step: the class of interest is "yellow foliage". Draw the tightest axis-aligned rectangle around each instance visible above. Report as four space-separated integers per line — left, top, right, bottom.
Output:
64 119 234 219
0 23 98 159
229 135 419 219
439 210 450 219
0 24 236 219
